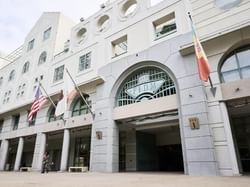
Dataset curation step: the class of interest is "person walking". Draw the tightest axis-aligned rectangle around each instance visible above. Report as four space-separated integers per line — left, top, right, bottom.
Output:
41 151 50 173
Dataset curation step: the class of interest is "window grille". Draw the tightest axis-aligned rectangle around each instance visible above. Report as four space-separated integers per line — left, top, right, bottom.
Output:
116 67 176 106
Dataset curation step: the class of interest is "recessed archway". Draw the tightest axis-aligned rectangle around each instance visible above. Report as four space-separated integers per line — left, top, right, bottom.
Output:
111 62 184 173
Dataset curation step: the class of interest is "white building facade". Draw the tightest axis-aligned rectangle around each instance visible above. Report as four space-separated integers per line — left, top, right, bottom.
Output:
0 0 250 176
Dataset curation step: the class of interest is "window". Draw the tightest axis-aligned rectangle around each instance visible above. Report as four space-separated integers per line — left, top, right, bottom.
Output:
153 12 177 39
3 90 11 104
27 39 35 51
12 114 20 130
79 52 91 71
0 77 3 87
97 15 110 32
38 51 47 64
53 65 64 82
112 35 127 57
16 83 26 98
72 97 91 117
48 107 63 122
76 28 87 44
43 27 51 41
116 67 176 106
0 120 3 133
220 45 250 83
22 61 30 74
121 0 137 17
8 70 15 81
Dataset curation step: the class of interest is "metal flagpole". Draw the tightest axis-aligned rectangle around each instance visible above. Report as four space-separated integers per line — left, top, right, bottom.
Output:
39 82 66 122
39 82 57 108
208 76 216 97
65 68 95 118
188 12 216 97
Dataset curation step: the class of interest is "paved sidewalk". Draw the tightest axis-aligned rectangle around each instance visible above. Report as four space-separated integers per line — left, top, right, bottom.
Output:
0 172 249 187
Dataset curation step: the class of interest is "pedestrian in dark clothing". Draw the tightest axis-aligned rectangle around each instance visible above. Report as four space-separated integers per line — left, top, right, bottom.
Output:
41 151 49 173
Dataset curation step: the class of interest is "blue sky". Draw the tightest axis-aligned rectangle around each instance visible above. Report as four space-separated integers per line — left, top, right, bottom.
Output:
0 0 162 54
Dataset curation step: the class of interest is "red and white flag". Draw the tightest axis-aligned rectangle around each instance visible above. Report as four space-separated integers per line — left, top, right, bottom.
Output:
190 16 211 81
28 86 47 122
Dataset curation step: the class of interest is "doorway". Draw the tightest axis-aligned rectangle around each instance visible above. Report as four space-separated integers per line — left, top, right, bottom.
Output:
227 97 250 173
119 121 184 172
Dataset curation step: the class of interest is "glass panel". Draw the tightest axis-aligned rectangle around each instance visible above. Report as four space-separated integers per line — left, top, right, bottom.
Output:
238 49 250 68
222 70 240 82
241 67 250 79
221 55 238 72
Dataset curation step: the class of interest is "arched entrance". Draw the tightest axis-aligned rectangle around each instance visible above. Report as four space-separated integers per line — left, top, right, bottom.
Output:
114 65 184 172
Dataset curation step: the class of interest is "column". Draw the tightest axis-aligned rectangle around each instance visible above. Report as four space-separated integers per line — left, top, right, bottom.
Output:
220 102 240 175
14 137 24 171
0 139 9 171
60 129 70 171
32 133 46 171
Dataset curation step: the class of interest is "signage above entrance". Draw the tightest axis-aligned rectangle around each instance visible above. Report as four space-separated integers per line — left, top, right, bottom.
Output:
125 74 165 100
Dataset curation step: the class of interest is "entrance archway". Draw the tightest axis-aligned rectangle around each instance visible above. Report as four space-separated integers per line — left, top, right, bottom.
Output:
114 65 184 172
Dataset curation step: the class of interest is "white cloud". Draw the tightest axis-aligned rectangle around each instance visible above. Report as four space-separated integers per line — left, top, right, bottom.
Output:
0 0 106 54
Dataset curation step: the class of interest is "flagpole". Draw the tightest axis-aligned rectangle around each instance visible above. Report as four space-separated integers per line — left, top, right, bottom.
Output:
208 76 216 97
39 82 66 122
188 12 216 97
39 82 57 108
65 68 95 118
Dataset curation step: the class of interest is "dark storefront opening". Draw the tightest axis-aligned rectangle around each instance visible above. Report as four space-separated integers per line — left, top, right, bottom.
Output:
227 97 250 173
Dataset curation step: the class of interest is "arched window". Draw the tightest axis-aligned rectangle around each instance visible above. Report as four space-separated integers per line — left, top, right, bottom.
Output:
8 70 15 81
48 107 63 122
220 45 250 83
72 98 91 117
38 51 47 64
22 61 30 74
116 67 176 106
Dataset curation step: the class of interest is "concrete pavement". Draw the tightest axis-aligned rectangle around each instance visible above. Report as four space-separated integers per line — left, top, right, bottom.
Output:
0 172 249 187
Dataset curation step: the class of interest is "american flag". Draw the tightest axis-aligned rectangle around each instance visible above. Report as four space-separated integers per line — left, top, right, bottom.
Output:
28 86 47 122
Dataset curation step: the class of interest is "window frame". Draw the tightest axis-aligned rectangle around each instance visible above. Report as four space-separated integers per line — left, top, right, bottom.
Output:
22 61 30 74
43 27 52 41
220 45 250 83
12 114 20 130
72 97 91 117
53 65 65 82
27 39 35 51
8 70 15 81
79 52 91 72
153 12 177 40
38 51 47 65
112 35 128 58
48 107 63 122
0 120 3 133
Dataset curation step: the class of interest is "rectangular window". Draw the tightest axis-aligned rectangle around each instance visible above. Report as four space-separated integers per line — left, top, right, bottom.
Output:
79 52 91 72
27 39 35 51
12 114 20 130
0 120 3 133
153 12 176 40
112 35 127 58
53 65 64 82
43 27 51 41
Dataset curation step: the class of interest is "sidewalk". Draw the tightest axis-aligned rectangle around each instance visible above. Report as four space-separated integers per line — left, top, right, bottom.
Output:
0 172 249 187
